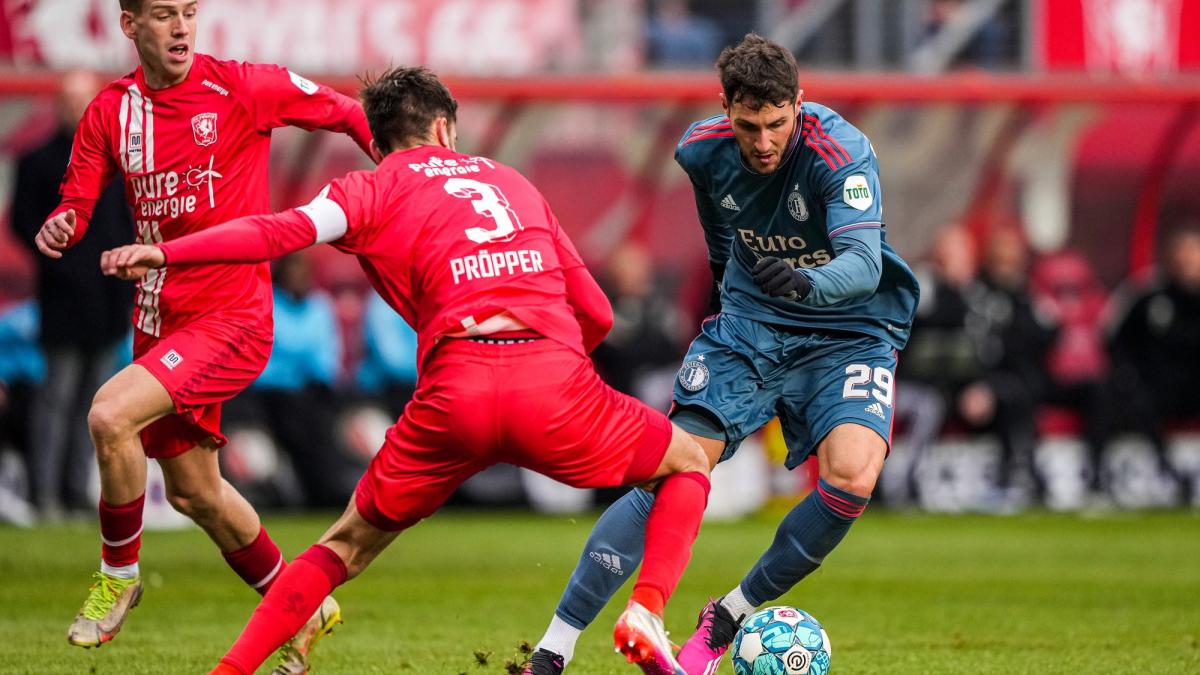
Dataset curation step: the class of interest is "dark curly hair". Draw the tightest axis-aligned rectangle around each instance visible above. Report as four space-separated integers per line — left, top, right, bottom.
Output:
360 66 458 153
716 33 800 110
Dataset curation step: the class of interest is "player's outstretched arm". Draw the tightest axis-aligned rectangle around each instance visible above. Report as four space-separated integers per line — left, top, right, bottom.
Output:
242 64 374 159
34 210 78 259
99 209 325 279
45 95 121 256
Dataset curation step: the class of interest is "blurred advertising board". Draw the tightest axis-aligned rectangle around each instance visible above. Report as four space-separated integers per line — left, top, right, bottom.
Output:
1038 0 1200 75
0 0 583 75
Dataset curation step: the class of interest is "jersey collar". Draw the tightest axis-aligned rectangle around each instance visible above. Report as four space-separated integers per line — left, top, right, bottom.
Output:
134 53 205 94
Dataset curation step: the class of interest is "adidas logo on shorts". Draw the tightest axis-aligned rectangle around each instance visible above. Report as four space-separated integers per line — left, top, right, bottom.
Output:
864 402 886 419
588 551 624 576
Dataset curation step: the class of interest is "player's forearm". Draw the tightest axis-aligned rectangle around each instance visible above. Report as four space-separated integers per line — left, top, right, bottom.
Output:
802 226 883 306
160 209 317 266
319 90 374 157
563 265 614 352
48 201 93 247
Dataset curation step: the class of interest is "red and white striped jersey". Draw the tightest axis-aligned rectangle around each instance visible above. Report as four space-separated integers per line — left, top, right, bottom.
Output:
53 53 372 336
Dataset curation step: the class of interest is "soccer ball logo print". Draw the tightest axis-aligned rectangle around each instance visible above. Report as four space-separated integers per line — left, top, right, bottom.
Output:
191 113 218 147
786 647 811 671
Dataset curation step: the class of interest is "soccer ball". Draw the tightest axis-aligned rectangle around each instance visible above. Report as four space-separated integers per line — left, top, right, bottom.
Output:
731 606 831 675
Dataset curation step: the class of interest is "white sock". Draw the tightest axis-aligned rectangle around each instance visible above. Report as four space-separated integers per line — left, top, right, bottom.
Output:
719 585 756 621
101 560 139 579
535 614 581 664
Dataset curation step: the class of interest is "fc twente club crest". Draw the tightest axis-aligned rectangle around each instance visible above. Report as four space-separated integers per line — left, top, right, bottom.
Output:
191 113 218 147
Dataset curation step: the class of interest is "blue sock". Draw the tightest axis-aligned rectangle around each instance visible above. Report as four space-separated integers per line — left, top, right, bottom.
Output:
739 478 869 605
553 488 656 628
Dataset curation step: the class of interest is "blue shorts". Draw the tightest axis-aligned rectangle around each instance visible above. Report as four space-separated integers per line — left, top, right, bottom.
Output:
671 313 897 469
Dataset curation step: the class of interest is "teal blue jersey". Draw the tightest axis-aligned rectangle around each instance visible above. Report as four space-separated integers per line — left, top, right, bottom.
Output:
675 102 919 349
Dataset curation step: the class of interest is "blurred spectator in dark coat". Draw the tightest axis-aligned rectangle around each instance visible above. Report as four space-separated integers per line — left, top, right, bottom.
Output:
645 0 722 68
9 69 132 519
959 226 1057 499
1106 226 1200 500
592 242 688 410
892 223 979 502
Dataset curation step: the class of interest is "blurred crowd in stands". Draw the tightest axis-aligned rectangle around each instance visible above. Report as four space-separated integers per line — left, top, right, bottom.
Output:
0 1 1196 521
4 190 1199 519
639 0 1022 72
895 221 1200 511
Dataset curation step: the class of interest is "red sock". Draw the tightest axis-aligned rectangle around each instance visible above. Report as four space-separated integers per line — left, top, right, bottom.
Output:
632 471 710 616
219 545 347 674
222 527 287 594
100 494 145 568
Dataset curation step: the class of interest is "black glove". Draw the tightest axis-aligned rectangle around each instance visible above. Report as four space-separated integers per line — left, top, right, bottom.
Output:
752 256 811 301
708 261 725 314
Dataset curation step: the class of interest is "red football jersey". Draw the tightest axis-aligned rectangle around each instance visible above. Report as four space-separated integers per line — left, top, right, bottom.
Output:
54 53 371 337
319 145 593 367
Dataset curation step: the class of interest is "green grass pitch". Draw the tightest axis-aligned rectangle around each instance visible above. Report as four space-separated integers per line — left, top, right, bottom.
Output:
2 508 1198 674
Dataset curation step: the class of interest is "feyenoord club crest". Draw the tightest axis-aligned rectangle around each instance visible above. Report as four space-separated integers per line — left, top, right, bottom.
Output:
788 184 809 221
678 359 710 392
191 112 218 147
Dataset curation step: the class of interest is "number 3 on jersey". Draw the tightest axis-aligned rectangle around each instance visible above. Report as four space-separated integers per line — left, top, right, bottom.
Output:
444 178 524 244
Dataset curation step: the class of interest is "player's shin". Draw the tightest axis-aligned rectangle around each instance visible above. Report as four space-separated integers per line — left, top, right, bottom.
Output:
222 526 287 594
218 545 347 674
67 493 147 648
99 494 145 576
630 472 710 615
539 488 655 663
738 478 869 605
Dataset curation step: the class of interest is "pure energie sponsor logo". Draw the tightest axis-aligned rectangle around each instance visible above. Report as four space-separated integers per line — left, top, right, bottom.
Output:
409 155 496 178
129 156 223 218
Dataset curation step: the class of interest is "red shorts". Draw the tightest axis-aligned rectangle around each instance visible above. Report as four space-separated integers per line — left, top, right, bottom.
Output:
354 338 673 531
134 312 272 459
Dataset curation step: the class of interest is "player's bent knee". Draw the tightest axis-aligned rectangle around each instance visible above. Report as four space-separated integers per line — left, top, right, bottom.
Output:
821 456 883 496
663 425 711 477
822 471 877 498
87 401 132 448
819 425 887 496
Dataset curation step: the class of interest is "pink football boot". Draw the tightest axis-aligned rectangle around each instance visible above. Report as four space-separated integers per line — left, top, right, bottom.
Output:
675 598 744 675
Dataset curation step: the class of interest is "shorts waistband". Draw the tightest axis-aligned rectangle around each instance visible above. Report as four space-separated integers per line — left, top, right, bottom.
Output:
465 335 543 345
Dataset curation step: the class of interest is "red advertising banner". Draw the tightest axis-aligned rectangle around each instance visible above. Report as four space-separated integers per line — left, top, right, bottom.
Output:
0 0 584 75
1038 0 1200 75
